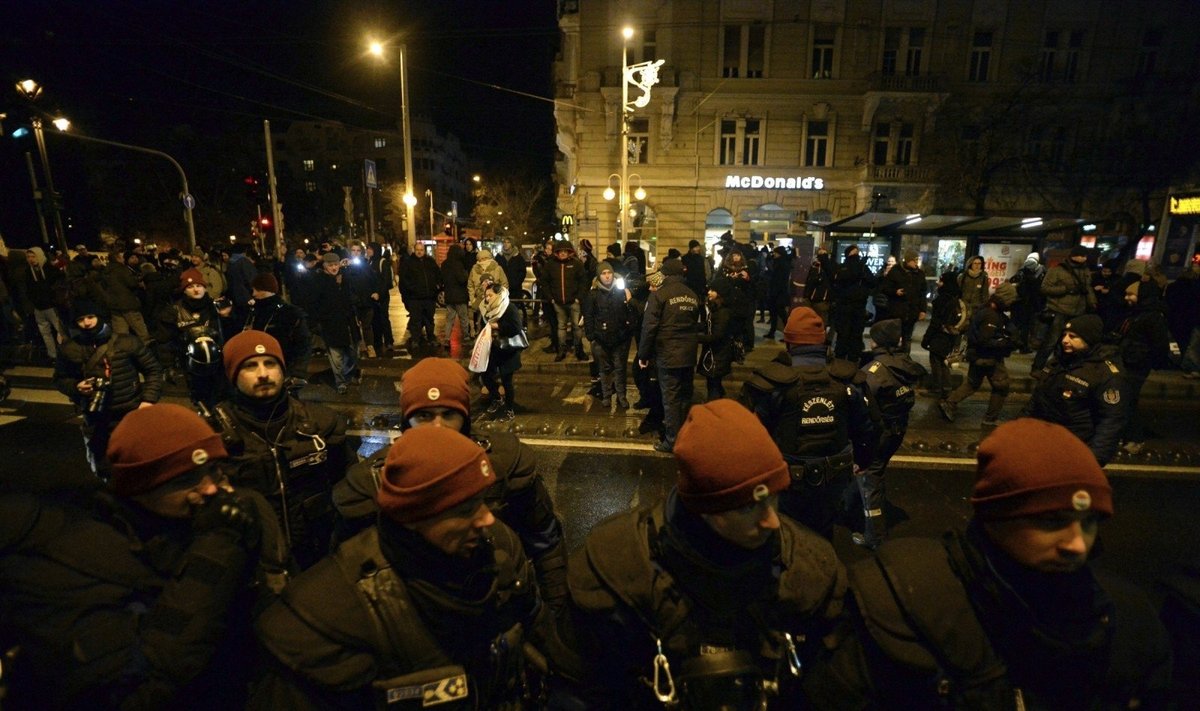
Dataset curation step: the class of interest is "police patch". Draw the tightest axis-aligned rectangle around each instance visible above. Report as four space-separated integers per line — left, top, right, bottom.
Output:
427 387 440 401
1102 388 1120 405
1072 489 1092 512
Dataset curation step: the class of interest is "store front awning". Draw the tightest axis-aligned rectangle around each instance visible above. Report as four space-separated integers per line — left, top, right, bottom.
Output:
821 212 1089 237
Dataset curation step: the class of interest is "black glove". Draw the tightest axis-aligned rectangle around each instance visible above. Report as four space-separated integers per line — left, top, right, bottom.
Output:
191 488 261 549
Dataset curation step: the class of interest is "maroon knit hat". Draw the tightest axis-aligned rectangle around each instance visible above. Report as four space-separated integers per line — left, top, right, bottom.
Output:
400 358 471 419
251 272 280 294
784 306 825 345
377 427 494 523
223 330 286 382
108 404 228 496
971 418 1113 521
674 399 790 514
179 268 207 290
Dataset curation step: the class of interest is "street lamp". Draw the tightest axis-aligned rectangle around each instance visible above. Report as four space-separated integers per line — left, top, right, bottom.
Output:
15 78 67 252
368 38 418 252
425 188 435 241
603 172 647 210
617 28 664 245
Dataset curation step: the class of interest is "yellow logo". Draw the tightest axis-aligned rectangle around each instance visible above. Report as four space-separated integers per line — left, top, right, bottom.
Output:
481 458 492 478
1071 490 1092 511
191 449 209 465
254 344 266 354
427 387 440 401
753 483 770 501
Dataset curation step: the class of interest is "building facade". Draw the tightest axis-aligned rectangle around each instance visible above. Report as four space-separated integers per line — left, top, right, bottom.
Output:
553 0 1199 267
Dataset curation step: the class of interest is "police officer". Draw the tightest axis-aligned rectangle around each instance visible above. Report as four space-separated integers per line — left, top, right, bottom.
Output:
206 329 351 570
0 404 284 709
562 400 847 709
54 298 162 478
332 357 567 608
173 267 233 408
853 319 927 550
803 419 1172 709
1022 314 1127 466
938 282 1018 428
251 426 549 709
741 306 877 539
638 259 700 453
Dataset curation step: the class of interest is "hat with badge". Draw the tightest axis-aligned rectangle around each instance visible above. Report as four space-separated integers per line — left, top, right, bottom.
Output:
971 418 1113 521
399 357 471 422
377 427 493 524
222 330 286 382
108 404 228 496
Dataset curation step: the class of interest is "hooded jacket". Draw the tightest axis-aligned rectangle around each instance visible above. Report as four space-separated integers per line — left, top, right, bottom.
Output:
544 243 589 306
439 245 470 305
467 249 508 308
1041 259 1096 317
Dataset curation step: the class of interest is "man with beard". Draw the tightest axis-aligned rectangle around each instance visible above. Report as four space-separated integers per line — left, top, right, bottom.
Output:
830 245 875 362
250 426 551 709
243 272 312 379
54 298 162 478
1033 245 1096 372
803 419 1171 710
205 330 350 570
1022 314 1127 466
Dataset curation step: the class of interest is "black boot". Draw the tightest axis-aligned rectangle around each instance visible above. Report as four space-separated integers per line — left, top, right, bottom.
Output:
574 344 588 361
554 348 567 362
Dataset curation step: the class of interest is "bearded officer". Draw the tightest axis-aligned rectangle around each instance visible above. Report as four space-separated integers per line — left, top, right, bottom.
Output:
204 329 351 570
250 426 550 710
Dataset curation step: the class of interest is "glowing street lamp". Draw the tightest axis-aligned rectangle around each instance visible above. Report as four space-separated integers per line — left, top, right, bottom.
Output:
367 37 418 251
617 27 664 243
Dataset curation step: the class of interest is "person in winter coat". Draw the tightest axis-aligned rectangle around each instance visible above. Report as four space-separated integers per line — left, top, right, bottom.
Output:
467 247 508 312
578 238 599 278
1008 252 1045 352
711 249 756 353
343 241 381 358
532 239 559 351
545 240 590 361
1165 258 1200 377
764 246 794 340
853 319 927 549
366 243 395 354
697 278 736 401
497 237 529 322
1033 245 1096 371
479 282 524 422
830 244 875 362
14 246 65 358
1092 259 1130 333
878 250 927 353
1113 281 1171 453
190 250 227 299
461 236 479 271
1023 314 1126 466
54 298 162 476
957 255 989 315
803 419 1172 711
103 250 152 343
310 253 360 394
583 260 637 409
638 260 699 453
243 272 312 378
803 246 834 322
171 268 233 408
224 244 257 321
681 239 709 300
397 247 441 347
921 269 968 399
938 283 1018 428
439 243 472 345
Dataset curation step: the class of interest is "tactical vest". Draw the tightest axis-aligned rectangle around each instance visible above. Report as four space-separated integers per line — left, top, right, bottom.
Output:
330 526 535 710
746 361 852 460
863 354 925 429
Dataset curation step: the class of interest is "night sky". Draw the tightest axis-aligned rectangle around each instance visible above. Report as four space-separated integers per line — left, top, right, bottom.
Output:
0 0 558 247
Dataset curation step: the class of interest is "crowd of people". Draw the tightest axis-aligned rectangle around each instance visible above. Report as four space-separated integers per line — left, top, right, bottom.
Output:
0 229 1197 708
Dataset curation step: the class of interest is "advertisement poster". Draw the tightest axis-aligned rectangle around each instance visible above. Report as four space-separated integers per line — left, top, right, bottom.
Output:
978 242 1032 293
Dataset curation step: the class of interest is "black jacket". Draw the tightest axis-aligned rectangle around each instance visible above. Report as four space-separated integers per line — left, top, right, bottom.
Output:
879 265 927 322
637 275 699 368
681 252 708 298
1024 345 1127 465
965 303 1015 362
497 251 528 298
308 271 357 348
697 300 735 378
545 255 590 306
439 245 470 305
343 259 381 308
1115 297 1170 376
54 325 162 413
242 295 313 372
583 283 636 347
831 255 875 308
398 254 441 302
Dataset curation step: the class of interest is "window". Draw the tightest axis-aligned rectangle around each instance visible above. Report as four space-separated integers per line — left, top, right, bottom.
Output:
1039 30 1059 82
896 123 914 165
304 181 317 193
804 120 829 167
882 28 900 76
641 29 657 64
1136 28 1162 76
719 118 763 166
882 27 925 76
812 25 835 78
303 159 315 172
1064 31 1084 83
905 29 925 76
872 123 891 165
628 118 649 164
374 137 387 148
968 31 993 82
722 24 767 78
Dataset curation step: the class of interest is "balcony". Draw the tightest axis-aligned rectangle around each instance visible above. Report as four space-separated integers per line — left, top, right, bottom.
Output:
864 164 937 183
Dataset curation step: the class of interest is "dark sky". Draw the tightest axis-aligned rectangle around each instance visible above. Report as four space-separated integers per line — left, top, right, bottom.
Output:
0 0 558 246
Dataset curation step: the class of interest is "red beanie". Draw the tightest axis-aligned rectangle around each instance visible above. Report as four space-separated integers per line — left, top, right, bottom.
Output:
223 330 286 382
971 418 1113 521
251 272 280 294
377 427 494 524
108 404 227 496
400 358 471 419
783 306 825 345
179 268 207 290
674 399 790 514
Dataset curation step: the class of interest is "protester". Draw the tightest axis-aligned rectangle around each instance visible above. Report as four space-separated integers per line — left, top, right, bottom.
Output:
939 282 1018 428
583 260 638 409
479 281 525 421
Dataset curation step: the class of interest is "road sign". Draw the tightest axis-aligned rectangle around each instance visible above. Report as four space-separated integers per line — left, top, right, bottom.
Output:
180 193 196 210
364 159 378 189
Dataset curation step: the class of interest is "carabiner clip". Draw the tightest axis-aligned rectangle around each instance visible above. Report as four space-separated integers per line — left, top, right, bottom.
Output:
783 632 802 677
651 638 676 704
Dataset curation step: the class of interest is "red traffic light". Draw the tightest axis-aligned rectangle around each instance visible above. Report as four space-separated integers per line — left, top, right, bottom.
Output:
259 217 272 228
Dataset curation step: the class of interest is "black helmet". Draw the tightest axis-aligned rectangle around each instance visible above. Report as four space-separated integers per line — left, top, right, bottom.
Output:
185 335 223 375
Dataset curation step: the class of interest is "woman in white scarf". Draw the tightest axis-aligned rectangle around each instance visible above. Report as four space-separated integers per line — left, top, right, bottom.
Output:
479 281 524 421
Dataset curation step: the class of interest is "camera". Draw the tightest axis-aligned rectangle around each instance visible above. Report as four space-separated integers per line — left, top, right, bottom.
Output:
83 377 111 413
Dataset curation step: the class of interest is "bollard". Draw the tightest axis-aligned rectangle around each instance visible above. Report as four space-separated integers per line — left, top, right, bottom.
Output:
450 319 463 359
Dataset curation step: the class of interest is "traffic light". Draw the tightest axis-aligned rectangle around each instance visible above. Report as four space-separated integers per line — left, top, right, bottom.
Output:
244 175 261 201
443 223 453 236
259 216 273 231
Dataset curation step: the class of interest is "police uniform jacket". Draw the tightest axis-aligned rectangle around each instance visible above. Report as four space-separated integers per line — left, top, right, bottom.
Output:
54 324 162 413
637 274 699 368
861 350 926 432
802 525 1172 710
1024 345 1126 465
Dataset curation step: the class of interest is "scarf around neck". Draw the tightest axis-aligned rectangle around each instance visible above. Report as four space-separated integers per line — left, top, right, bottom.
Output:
479 289 510 322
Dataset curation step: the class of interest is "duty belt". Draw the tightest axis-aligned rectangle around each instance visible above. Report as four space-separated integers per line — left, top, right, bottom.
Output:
787 452 853 487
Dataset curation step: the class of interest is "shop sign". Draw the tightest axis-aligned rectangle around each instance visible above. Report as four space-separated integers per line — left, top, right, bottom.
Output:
742 209 798 221
978 242 1032 291
725 174 825 190
1169 194 1200 215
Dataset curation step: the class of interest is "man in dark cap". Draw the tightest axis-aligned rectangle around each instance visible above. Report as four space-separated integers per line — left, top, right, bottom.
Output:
205 330 350 569
251 426 552 708
562 400 847 708
54 298 162 477
681 238 710 298
878 250 927 353
1032 245 1096 371
1023 313 1127 465
638 258 700 452
309 252 359 394
803 419 1172 709
244 271 312 378
0 404 284 709
830 244 876 361
938 282 1018 428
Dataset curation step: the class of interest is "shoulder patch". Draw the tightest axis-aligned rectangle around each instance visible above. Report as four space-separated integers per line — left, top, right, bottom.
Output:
867 362 881 373
1105 359 1120 374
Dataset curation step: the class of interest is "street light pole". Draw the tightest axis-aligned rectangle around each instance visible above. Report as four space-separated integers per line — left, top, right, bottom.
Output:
399 44 418 253
23 151 51 248
619 27 632 246
426 189 435 241
31 118 67 253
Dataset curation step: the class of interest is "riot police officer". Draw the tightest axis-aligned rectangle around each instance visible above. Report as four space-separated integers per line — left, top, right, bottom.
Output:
740 306 877 539
205 330 351 570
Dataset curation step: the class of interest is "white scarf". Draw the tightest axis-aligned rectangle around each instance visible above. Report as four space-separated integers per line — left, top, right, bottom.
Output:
480 288 510 323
